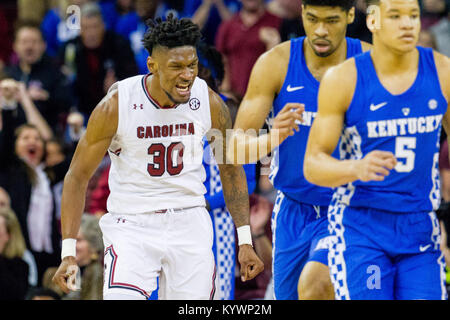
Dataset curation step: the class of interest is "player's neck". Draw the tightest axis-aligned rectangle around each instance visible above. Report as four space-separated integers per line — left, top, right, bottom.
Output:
371 40 418 75
303 38 347 81
147 75 175 108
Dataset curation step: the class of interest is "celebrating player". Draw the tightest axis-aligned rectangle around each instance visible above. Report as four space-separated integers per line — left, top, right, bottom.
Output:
52 14 264 300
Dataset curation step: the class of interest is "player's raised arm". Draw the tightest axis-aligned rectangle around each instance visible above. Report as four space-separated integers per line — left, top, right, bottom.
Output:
227 43 304 164
304 59 396 187
52 86 118 293
208 88 264 282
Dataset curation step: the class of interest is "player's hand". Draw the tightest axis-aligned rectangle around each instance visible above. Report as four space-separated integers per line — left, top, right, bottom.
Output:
238 244 264 282
354 150 397 182
271 103 305 143
52 256 80 294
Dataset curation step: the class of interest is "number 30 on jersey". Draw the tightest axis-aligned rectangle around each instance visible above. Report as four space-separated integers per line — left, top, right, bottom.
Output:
147 142 185 176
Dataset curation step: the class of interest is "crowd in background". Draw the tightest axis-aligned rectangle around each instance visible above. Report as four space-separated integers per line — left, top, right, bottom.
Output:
0 0 449 300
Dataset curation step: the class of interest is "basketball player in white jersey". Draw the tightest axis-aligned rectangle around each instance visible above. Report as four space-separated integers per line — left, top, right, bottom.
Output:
52 14 264 300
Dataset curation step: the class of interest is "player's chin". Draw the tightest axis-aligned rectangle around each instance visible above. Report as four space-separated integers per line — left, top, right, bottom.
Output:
172 91 191 104
313 47 334 58
394 40 418 52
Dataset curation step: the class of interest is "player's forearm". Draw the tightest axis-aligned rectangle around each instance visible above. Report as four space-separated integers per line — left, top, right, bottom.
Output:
304 151 359 188
218 164 250 228
227 130 280 164
60 171 89 239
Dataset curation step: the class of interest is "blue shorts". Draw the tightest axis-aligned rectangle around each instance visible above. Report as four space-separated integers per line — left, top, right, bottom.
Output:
272 191 331 300
328 202 448 300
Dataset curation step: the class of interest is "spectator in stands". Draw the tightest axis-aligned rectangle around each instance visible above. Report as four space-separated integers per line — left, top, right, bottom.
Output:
0 78 53 140
17 0 54 25
0 102 70 286
268 0 305 41
0 206 30 300
45 138 72 224
0 5 14 70
115 0 134 16
189 0 240 45
64 214 104 300
0 186 38 288
421 0 448 29
63 111 86 155
0 187 11 210
5 21 74 134
59 2 137 117
418 28 437 48
215 0 281 101
86 164 110 216
430 11 450 57
41 0 124 57
115 0 161 74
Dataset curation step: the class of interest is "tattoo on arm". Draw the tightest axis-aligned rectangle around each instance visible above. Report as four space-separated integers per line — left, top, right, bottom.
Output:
210 90 250 228
219 164 250 228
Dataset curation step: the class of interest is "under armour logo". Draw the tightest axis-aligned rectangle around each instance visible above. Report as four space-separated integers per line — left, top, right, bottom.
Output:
133 104 143 110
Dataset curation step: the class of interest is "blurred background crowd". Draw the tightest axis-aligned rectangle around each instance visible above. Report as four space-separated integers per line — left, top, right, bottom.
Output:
0 0 449 300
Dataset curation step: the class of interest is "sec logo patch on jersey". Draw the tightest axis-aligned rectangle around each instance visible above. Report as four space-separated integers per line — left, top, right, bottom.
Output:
189 98 200 110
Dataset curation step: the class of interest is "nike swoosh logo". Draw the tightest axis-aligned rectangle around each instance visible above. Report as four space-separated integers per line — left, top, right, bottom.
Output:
370 102 388 111
419 244 431 252
286 85 304 92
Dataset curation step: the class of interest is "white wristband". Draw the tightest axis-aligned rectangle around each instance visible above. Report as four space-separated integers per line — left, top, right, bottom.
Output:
61 238 77 260
237 225 253 247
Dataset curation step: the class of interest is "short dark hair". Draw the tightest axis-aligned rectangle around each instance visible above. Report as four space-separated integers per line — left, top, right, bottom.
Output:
13 20 44 42
303 0 355 11
142 13 202 55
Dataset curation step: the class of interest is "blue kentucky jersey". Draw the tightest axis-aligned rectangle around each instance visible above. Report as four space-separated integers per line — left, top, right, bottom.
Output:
270 36 363 205
334 47 446 213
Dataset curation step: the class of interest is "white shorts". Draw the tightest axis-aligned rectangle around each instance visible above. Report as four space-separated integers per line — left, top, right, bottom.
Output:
99 206 216 300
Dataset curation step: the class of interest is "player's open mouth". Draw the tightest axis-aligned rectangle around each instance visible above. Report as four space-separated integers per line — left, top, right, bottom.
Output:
313 40 331 53
176 84 190 97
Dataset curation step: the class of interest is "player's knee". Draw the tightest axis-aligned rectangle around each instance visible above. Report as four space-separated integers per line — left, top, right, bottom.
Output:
298 275 334 300
297 263 334 300
298 277 334 300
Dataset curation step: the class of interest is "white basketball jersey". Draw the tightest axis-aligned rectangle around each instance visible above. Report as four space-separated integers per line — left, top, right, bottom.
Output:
107 74 211 214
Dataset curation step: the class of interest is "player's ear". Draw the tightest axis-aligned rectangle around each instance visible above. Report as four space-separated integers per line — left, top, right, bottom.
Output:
347 7 355 24
147 56 157 74
366 5 380 32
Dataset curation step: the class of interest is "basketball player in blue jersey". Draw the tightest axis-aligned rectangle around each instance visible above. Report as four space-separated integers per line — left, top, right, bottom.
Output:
230 0 371 300
304 0 450 299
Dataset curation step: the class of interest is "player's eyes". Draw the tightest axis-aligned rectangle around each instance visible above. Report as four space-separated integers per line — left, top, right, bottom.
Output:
389 15 400 19
308 17 317 23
